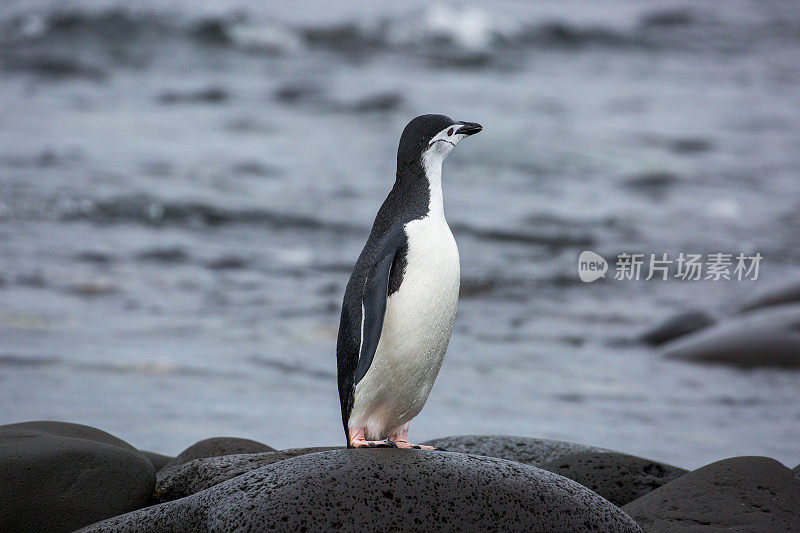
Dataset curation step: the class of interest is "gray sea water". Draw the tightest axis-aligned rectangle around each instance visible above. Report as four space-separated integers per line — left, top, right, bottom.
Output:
1 0 799 470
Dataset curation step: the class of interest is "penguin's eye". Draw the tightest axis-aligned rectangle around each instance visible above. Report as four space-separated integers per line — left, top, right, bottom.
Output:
447 128 454 136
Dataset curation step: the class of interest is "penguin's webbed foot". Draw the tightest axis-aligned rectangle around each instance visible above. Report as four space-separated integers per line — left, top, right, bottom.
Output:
351 439 397 448
389 441 439 450
349 428 399 448
386 425 443 450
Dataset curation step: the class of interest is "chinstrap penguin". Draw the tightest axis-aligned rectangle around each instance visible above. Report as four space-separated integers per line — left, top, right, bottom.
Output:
337 114 482 449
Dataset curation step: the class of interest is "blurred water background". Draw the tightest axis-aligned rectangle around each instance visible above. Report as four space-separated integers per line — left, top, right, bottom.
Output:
0 0 798 469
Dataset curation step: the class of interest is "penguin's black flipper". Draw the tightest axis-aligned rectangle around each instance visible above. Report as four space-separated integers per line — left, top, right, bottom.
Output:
337 222 407 442
353 250 396 385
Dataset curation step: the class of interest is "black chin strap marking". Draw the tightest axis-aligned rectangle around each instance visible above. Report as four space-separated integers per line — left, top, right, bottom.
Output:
429 139 456 147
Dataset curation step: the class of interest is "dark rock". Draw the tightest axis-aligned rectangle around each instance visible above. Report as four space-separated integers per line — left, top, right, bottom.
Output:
0 421 155 533
623 456 800 531
141 450 174 473
740 280 800 313
541 451 688 506
156 447 341 502
793 464 799 475
162 436 275 470
81 449 642 532
640 310 715 345
662 304 800 367
426 436 686 506
422 434 608 466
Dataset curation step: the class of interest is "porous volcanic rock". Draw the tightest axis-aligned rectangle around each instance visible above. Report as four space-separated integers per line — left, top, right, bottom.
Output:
155 447 341 502
623 456 800 532
81 449 642 532
541 451 687 506
422 434 608 466
162 436 276 470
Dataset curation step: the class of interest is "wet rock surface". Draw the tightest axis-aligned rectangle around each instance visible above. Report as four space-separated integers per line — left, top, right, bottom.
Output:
5 423 796 533
161 436 276 470
661 304 800 367
739 280 800 313
427 435 687 506
0 421 155 533
623 456 800 532
640 309 715 346
141 450 174 472
422 434 608 466
540 451 688 506
81 449 643 532
155 447 341 502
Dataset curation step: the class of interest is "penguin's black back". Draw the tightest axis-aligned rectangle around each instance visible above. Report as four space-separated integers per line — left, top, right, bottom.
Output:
336 168 427 440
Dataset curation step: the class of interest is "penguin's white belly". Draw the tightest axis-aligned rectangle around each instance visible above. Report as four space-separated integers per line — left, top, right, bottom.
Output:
350 216 460 439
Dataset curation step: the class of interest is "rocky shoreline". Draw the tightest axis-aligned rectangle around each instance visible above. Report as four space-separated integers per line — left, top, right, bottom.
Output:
640 280 800 368
1 422 798 532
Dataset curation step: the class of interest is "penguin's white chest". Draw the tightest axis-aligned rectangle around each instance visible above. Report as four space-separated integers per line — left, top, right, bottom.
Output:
385 215 460 365
350 215 460 437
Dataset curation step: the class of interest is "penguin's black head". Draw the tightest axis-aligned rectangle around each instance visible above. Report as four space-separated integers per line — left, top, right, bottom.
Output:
397 114 482 166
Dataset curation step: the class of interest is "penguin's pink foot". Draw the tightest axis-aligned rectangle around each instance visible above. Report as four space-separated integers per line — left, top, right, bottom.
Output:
392 441 437 450
348 427 397 448
387 426 441 450
351 440 397 448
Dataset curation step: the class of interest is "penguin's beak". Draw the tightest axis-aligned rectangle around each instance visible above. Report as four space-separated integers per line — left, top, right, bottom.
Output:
456 122 482 136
